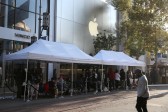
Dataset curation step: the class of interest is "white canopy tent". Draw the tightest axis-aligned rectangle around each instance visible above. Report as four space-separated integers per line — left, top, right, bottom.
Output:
4 39 101 100
94 50 146 66
94 50 146 91
5 39 101 64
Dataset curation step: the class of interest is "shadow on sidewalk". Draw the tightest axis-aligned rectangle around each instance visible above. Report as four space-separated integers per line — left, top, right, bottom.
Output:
149 91 168 100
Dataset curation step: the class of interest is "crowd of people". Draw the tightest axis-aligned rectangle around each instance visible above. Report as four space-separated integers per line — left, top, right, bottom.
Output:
106 68 136 91
14 65 150 112
16 65 139 100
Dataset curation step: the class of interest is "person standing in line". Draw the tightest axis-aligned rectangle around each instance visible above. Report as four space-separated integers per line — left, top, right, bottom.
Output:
135 69 150 112
120 69 126 89
126 70 132 89
108 68 115 91
92 69 98 94
115 69 120 90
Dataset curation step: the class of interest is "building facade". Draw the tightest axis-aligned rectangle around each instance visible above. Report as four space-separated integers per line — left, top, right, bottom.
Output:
0 0 117 95
49 0 117 80
51 0 116 54
0 0 48 91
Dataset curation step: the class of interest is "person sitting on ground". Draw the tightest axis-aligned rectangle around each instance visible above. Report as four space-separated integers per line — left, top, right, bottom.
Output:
44 82 49 96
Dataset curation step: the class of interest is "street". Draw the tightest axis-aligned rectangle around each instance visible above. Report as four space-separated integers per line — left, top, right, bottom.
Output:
0 86 168 112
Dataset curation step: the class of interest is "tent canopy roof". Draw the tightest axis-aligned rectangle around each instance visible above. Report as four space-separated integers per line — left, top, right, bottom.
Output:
5 40 145 66
94 50 146 66
5 39 101 64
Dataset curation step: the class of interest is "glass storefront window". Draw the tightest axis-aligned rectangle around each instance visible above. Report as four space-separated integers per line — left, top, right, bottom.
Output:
0 0 6 4
7 0 15 7
0 0 14 6
8 6 15 28
15 9 35 32
0 40 3 56
14 41 22 52
24 12 35 32
1 0 47 33
6 40 13 54
16 0 35 12
35 0 48 38
0 4 5 27
36 0 47 14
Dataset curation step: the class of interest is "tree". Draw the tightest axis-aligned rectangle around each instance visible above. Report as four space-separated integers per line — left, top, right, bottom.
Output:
110 0 168 58
93 31 117 54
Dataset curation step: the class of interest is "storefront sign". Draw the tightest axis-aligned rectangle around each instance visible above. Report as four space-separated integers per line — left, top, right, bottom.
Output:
15 33 31 39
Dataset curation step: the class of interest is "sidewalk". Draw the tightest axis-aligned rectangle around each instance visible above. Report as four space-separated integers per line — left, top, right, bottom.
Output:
0 90 119 104
0 85 168 112
0 84 167 104
0 90 135 110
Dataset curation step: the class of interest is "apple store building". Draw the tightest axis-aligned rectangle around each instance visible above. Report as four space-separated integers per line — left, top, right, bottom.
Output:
0 0 116 97
50 0 117 80
53 0 116 54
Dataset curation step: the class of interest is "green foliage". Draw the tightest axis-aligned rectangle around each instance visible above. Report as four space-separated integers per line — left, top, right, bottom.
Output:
111 0 131 11
93 31 117 54
111 0 168 57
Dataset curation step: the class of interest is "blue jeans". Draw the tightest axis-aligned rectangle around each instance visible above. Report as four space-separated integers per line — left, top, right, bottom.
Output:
136 97 148 112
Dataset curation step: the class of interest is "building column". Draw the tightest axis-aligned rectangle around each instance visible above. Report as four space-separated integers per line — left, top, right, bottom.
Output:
2 40 6 87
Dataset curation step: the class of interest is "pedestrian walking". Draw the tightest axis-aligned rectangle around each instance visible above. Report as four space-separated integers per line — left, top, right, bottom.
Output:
135 69 150 112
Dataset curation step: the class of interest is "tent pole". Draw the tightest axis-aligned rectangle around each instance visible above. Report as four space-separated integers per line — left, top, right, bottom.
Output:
125 69 128 90
101 64 103 92
24 59 29 101
70 63 73 96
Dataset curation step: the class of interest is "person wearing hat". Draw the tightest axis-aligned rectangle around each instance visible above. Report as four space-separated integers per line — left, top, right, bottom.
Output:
135 69 150 112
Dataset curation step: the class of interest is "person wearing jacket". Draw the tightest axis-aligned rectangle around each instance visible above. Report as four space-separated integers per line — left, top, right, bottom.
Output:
135 69 150 112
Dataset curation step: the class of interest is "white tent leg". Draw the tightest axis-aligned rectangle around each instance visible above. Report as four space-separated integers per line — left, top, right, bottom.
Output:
24 59 29 101
70 63 73 96
125 71 128 90
100 64 103 92
85 77 88 94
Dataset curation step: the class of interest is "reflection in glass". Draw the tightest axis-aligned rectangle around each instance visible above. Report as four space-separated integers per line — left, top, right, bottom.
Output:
0 4 5 27
0 0 47 33
7 0 16 7
14 9 33 32
8 6 15 28
0 0 6 4
15 21 31 32
16 0 34 12
36 0 47 15
6 40 13 54
8 9 35 32
0 40 3 56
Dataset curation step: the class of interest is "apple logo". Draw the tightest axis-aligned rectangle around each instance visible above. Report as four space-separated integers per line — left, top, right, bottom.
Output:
89 18 99 37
